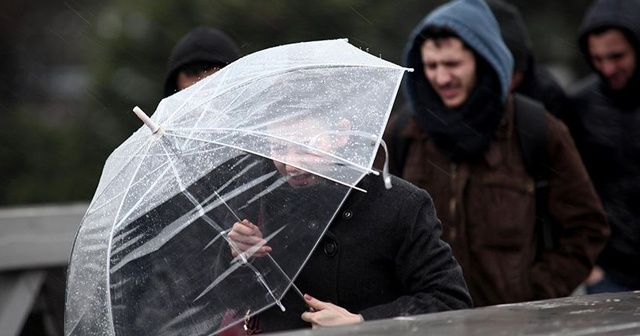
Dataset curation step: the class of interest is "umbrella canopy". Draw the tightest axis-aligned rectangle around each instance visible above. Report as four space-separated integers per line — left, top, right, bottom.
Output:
64 39 410 336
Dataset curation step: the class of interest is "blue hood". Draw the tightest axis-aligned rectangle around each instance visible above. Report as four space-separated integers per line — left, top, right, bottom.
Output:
403 0 513 104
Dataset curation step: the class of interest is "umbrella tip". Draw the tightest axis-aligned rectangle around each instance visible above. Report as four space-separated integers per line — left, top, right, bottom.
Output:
132 106 160 134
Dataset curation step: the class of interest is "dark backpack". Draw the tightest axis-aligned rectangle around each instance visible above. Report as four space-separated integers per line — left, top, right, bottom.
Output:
391 94 559 251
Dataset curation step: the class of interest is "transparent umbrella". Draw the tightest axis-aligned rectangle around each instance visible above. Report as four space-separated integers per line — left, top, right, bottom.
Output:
64 39 410 336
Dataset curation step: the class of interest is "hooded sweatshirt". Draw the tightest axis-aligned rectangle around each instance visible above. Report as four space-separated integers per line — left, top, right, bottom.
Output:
577 0 640 106
570 0 640 288
163 27 241 97
403 0 513 162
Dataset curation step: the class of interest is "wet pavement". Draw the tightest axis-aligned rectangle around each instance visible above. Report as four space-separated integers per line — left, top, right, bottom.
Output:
269 291 640 335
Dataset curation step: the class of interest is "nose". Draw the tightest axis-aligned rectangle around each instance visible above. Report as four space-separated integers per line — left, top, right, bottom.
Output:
434 67 452 86
599 59 617 77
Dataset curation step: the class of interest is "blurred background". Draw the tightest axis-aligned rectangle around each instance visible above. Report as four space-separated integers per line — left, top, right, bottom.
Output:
1 0 591 206
0 1 591 335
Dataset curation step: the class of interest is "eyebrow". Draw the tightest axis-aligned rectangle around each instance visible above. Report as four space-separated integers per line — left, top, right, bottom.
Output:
593 52 626 59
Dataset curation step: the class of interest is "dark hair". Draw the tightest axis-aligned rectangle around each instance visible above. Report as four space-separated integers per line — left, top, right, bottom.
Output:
418 25 479 68
419 25 470 49
586 26 639 60
590 26 636 46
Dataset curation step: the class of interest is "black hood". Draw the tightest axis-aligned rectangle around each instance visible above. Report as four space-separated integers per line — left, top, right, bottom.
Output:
487 0 533 73
163 27 241 97
578 0 640 97
578 0 640 56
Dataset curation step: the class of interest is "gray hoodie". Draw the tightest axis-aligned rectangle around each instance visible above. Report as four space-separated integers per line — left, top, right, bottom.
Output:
402 0 513 162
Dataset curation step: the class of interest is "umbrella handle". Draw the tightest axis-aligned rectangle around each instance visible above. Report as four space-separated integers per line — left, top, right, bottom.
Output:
133 106 161 134
378 140 393 189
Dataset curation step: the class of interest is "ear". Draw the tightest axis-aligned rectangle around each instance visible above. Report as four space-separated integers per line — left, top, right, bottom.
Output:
335 118 351 148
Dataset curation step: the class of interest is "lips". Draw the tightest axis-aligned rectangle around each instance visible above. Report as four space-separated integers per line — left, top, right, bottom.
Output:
438 86 459 99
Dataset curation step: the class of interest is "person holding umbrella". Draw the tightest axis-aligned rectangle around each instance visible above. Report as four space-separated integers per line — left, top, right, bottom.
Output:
227 115 472 333
65 39 469 336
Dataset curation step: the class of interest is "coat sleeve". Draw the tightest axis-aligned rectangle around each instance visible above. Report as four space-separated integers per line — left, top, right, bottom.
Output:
359 186 473 320
529 115 610 299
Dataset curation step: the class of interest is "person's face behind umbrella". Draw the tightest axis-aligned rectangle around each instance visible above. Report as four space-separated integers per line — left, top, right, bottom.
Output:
269 117 350 188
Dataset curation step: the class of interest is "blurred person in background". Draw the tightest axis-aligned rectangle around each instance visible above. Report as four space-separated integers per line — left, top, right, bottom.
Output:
486 0 570 119
381 0 609 307
163 26 241 97
567 0 640 294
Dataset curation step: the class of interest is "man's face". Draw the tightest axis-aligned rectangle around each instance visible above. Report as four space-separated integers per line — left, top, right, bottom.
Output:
588 29 637 90
421 38 477 108
176 68 220 91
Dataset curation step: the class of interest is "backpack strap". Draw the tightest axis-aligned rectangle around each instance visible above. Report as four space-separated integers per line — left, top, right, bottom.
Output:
513 94 557 251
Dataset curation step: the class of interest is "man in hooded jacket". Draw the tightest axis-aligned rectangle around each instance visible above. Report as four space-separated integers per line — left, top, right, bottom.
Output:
163 26 241 97
567 0 640 293
383 0 610 307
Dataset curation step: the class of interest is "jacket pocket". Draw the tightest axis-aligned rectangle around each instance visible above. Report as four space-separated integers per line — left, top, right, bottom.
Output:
466 172 535 250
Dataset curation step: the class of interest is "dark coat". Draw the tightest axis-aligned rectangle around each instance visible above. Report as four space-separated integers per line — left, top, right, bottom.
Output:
110 161 471 335
382 96 610 307
516 63 570 120
568 74 640 288
567 0 640 288
487 0 570 119
255 173 472 333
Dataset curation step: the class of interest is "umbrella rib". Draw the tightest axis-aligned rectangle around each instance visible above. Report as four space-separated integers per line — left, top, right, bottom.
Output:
196 226 289 311
265 253 307 303
107 136 158 228
104 136 161 335
85 136 157 214
174 76 253 153
110 187 235 274
111 175 245 273
112 161 175 230
156 138 288 310
162 64 406 127
239 176 288 211
158 141 243 229
164 131 370 192
162 63 233 127
111 152 279 274
168 128 376 174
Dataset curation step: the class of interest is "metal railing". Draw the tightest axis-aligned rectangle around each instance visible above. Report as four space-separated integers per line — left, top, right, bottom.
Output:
0 203 87 336
1 203 636 336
